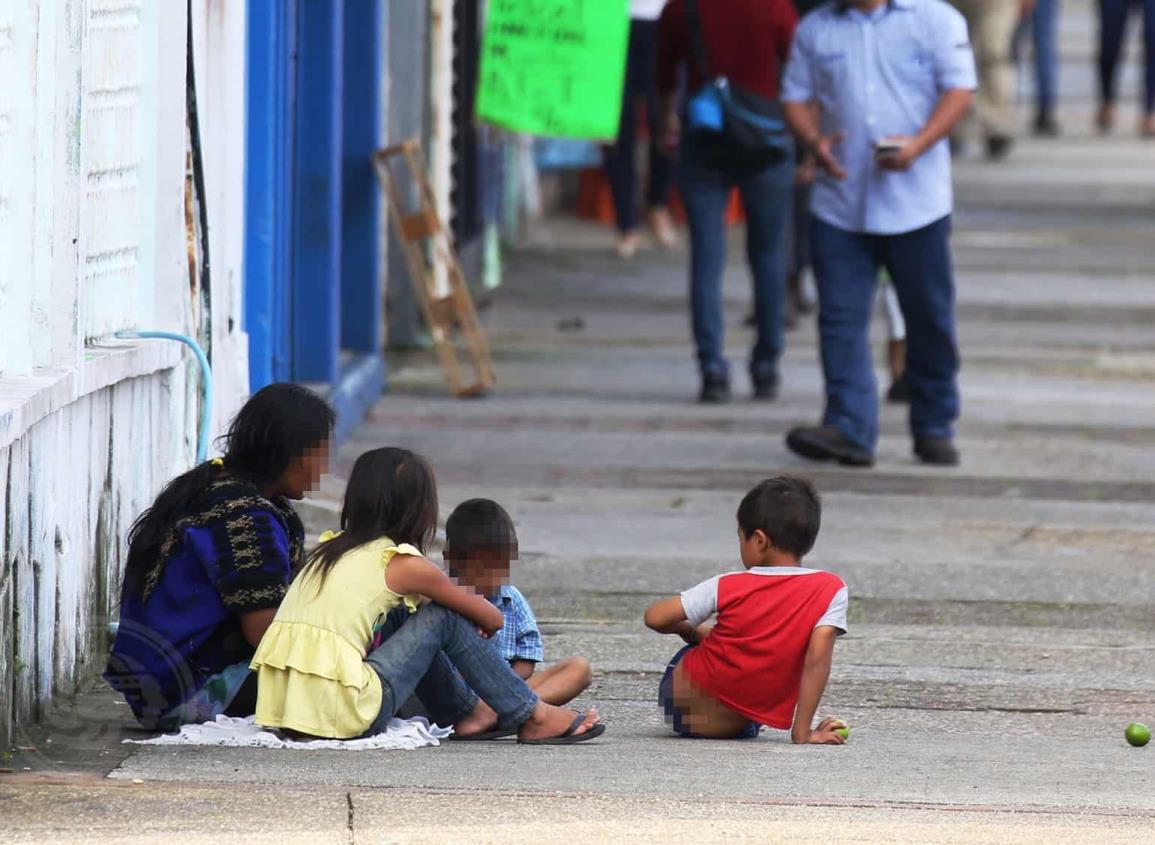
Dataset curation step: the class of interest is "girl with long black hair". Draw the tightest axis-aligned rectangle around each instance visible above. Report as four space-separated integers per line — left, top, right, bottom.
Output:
251 447 604 744
105 383 334 729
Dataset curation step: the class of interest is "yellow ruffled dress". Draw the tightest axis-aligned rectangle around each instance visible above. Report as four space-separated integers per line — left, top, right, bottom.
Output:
251 536 422 738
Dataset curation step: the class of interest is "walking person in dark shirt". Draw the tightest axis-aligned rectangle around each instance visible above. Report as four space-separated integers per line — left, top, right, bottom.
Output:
658 0 799 404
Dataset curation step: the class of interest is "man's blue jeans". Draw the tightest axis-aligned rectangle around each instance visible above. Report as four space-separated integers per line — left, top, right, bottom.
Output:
679 137 793 381
1032 0 1060 117
363 603 538 734
810 215 960 452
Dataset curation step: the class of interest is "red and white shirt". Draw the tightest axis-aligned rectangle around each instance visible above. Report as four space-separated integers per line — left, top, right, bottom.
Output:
679 566 848 730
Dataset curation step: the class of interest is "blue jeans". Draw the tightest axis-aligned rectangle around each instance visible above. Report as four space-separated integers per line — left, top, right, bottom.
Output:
679 136 794 381
810 215 960 452
1031 0 1061 116
1099 0 1155 112
363 603 538 735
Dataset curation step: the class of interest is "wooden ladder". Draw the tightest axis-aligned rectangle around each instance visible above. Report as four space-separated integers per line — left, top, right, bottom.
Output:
373 139 495 397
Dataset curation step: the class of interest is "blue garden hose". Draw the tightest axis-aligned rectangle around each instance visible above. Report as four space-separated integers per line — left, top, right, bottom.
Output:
115 330 213 463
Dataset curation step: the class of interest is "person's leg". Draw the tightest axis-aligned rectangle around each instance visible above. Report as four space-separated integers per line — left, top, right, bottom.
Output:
680 139 733 390
974 0 1021 153
791 176 818 316
604 20 642 243
881 279 910 403
809 216 882 453
1099 0 1131 128
881 278 907 344
1141 0 1155 128
739 153 794 393
526 657 594 706
222 670 259 717
364 603 598 739
364 603 535 731
410 651 484 726
952 0 982 147
166 661 255 728
882 217 961 451
1032 0 1060 129
636 19 674 230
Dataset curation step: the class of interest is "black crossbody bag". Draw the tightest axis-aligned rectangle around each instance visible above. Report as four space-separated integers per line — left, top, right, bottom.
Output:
682 0 792 170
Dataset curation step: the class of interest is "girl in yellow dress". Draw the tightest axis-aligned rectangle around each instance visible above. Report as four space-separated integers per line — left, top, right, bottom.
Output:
251 447 604 744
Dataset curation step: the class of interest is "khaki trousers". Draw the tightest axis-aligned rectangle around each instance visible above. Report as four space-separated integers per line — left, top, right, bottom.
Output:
954 0 1021 138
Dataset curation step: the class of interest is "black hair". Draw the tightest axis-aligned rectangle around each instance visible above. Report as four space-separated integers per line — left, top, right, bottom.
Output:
736 476 822 559
122 383 335 598
444 499 518 560
301 447 439 584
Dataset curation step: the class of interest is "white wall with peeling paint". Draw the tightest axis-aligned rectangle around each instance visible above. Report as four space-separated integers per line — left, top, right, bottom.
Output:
0 0 249 746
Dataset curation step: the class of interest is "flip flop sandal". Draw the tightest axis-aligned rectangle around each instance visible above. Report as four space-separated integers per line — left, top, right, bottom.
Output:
517 713 606 746
449 728 517 741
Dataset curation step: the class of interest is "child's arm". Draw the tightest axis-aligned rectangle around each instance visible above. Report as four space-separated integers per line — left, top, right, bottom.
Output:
385 555 505 635
643 597 707 644
510 659 536 680
790 625 846 745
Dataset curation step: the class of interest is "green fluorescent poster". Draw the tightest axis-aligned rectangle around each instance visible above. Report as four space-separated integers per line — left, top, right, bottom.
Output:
476 0 631 140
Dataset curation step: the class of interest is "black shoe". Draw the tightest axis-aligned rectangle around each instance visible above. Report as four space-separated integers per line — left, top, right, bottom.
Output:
886 374 910 404
986 135 1013 161
914 435 959 466
752 373 780 402
1033 114 1061 138
699 372 731 404
786 425 874 467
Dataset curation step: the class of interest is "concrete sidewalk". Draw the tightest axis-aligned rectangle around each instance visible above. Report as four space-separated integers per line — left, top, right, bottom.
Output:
5 1 1155 841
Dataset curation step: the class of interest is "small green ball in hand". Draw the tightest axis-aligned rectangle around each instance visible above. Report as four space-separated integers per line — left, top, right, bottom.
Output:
1125 722 1150 747
834 724 849 741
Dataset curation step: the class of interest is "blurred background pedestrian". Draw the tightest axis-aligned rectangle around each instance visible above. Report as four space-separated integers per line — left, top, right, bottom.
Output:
1096 0 1155 136
1016 0 1063 135
954 0 1030 160
658 0 799 404
604 0 677 259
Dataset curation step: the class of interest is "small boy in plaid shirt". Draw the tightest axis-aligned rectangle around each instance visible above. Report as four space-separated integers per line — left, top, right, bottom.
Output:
444 499 592 706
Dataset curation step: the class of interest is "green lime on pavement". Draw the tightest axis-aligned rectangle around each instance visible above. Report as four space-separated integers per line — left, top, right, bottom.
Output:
1125 723 1150 747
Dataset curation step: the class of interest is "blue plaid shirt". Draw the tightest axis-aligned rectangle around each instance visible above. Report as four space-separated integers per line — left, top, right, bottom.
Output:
488 586 544 664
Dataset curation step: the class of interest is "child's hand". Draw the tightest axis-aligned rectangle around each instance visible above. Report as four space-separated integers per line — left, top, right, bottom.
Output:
799 717 847 745
477 618 503 638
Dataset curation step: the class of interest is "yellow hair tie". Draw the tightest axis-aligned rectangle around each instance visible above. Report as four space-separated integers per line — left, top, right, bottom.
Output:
318 530 343 543
210 458 224 467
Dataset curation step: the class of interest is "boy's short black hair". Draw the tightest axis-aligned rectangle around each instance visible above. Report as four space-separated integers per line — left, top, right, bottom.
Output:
736 476 821 559
444 498 518 559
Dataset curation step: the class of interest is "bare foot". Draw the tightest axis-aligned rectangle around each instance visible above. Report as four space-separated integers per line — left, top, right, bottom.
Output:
453 698 499 737
517 702 600 742
616 231 641 259
648 207 678 249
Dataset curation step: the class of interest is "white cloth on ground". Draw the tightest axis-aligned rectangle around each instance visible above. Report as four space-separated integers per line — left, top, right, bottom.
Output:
124 715 452 750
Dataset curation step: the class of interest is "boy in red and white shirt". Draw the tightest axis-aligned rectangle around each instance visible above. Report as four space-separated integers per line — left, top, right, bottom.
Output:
644 476 848 744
